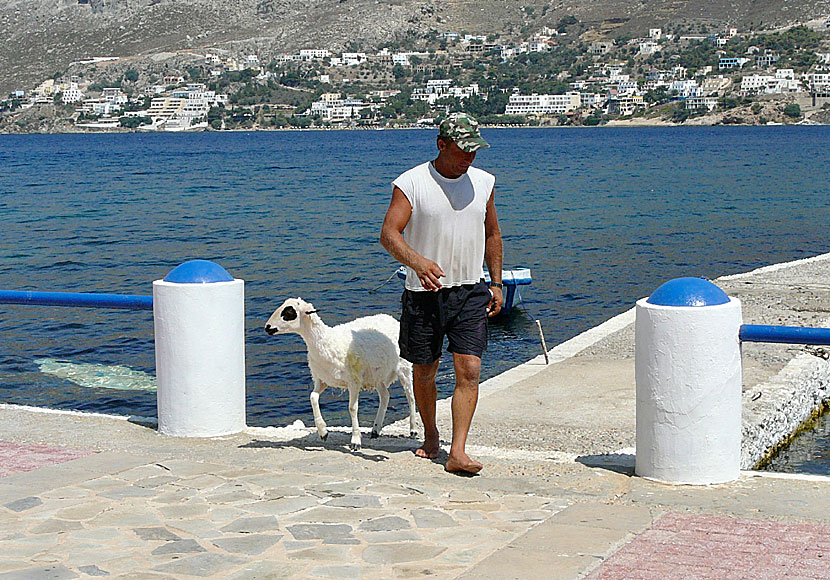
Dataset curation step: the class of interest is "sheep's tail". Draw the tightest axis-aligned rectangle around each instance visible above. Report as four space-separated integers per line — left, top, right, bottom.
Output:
397 360 417 437
397 361 413 396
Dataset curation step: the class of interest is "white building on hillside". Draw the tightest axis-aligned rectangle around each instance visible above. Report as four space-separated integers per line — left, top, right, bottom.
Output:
609 68 629 83
686 96 719 112
300 49 331 60
617 81 639 95
719 57 750 70
807 73 830 95
101 88 128 105
579 93 605 109
639 41 661 55
61 85 84 104
741 74 802 95
307 92 376 121
80 100 112 116
342 53 367 66
589 41 614 55
505 92 582 115
391 51 429 66
410 80 480 105
669 80 699 98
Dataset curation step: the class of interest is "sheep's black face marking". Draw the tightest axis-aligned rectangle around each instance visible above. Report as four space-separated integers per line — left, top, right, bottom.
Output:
281 306 298 321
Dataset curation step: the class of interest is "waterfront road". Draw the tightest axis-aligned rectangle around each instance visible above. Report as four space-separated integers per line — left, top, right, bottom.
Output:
2 254 830 579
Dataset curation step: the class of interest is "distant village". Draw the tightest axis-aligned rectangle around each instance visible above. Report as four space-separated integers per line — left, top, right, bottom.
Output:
2 17 830 131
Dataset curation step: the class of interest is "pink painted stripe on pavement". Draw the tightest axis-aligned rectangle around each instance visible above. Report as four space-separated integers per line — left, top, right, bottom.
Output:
587 511 830 580
0 441 95 478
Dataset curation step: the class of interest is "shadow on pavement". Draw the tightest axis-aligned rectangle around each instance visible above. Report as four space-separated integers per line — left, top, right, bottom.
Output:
576 452 636 476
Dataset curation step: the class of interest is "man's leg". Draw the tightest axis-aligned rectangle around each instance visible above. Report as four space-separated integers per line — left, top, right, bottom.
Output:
445 353 483 473
413 359 441 459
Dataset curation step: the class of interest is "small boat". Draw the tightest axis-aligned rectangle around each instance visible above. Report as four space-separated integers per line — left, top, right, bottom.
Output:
396 267 532 316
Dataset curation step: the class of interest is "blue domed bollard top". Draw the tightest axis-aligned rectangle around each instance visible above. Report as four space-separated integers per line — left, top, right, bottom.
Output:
646 277 730 307
163 260 234 284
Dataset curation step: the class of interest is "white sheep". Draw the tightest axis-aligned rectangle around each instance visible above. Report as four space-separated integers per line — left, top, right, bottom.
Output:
264 297 417 451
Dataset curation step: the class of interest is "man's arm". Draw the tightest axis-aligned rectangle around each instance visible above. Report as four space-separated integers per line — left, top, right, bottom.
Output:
483 187 503 317
380 186 445 291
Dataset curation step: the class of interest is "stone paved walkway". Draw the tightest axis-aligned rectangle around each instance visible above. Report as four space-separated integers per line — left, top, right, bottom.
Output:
0 447 573 579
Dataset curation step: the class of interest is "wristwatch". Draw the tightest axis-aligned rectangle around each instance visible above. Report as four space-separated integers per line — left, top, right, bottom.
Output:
489 282 503 289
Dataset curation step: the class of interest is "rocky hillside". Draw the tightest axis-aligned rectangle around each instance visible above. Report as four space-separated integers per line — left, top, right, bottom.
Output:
2 0 830 95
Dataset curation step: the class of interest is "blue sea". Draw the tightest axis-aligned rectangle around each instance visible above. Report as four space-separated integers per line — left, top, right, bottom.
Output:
1 127 829 472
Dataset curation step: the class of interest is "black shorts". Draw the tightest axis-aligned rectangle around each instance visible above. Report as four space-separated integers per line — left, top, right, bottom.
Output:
399 280 490 364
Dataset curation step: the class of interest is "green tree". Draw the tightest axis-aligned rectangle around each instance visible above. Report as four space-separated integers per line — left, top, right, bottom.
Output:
671 107 690 123
645 86 669 105
719 97 740 110
119 116 152 129
557 15 578 33
783 103 801 119
288 116 312 128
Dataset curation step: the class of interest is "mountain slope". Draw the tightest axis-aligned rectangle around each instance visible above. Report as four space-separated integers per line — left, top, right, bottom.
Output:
1 0 829 95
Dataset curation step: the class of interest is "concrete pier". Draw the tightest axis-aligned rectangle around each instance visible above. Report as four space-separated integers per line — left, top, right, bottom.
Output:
1 253 830 579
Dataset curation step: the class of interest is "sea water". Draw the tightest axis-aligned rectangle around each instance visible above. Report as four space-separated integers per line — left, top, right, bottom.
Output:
1 127 829 471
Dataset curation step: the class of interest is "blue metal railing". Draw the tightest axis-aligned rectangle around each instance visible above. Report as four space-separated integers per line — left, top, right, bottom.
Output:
740 324 830 346
0 290 153 311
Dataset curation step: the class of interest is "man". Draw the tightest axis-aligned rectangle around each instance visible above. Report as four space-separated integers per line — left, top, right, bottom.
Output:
380 112 503 474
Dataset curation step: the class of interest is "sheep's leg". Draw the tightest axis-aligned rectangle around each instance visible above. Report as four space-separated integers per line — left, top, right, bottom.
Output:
398 363 418 438
372 384 390 439
310 379 329 441
347 386 361 451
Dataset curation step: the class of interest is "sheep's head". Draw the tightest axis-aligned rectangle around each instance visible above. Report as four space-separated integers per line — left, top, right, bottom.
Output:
264 297 318 335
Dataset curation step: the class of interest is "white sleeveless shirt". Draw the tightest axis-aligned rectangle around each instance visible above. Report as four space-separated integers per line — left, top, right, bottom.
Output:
393 161 495 291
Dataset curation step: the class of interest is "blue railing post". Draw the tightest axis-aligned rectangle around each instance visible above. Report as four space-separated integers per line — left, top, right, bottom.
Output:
740 324 830 346
0 290 153 310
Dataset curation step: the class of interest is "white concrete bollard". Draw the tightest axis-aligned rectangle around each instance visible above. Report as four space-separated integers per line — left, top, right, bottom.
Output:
635 277 742 485
153 260 246 437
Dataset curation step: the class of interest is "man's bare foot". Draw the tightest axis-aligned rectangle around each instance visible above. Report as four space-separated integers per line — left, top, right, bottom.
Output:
445 453 483 474
414 431 440 459
414 444 440 459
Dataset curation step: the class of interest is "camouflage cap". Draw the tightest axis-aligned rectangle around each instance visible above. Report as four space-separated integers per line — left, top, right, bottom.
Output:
438 112 489 153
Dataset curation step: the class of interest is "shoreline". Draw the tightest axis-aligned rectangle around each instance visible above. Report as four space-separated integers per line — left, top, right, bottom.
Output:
0 119 826 136
2 252 828 472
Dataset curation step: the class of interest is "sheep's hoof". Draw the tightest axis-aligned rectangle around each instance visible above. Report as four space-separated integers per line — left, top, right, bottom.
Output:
320 433 328 442
409 430 418 439
370 430 379 439
349 443 361 452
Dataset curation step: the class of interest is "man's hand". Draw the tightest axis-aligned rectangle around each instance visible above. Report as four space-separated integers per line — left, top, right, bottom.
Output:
487 286 503 317
415 258 445 291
